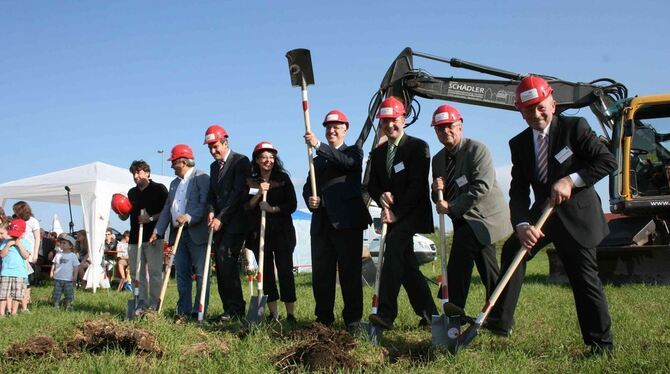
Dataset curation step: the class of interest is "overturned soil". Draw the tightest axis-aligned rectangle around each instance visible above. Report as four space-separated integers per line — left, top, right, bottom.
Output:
65 319 162 356
3 335 61 360
275 323 359 373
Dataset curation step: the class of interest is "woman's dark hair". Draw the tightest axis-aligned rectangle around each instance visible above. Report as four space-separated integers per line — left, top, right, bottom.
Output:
12 201 33 220
250 151 289 180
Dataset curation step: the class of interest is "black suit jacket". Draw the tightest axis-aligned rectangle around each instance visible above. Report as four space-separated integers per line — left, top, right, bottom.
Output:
509 115 616 248
302 142 371 235
208 151 251 235
368 134 434 234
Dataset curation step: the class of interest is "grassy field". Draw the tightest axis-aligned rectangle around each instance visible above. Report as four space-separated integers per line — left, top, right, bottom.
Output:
1 243 670 373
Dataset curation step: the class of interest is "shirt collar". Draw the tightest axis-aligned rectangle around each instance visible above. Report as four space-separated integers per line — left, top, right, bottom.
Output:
533 124 551 138
389 133 404 147
445 137 464 157
222 149 231 163
179 167 195 182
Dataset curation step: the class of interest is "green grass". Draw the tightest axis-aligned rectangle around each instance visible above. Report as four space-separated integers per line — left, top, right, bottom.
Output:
1 245 670 373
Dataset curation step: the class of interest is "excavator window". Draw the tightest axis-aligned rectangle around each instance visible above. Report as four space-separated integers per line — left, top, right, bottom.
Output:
630 105 670 196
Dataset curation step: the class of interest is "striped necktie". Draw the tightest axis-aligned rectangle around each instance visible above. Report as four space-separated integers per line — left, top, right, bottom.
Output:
217 160 226 182
537 133 548 183
386 143 396 176
444 154 458 201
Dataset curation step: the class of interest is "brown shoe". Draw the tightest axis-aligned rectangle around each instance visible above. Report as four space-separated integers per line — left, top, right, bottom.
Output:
368 314 393 330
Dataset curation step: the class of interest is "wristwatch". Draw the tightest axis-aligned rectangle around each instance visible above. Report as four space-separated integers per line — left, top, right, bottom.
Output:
149 216 154 222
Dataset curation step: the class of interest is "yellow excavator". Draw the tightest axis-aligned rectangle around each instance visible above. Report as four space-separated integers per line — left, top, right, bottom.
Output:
356 47 670 284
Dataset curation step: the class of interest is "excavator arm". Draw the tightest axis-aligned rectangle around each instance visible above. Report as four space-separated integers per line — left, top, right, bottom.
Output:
356 47 627 149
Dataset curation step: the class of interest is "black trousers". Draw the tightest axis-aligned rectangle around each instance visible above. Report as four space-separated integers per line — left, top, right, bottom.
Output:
378 227 437 323
488 215 613 346
447 219 499 309
255 247 296 304
213 232 245 317
311 218 363 325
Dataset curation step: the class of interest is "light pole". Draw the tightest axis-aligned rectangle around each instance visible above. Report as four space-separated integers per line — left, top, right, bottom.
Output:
157 150 164 175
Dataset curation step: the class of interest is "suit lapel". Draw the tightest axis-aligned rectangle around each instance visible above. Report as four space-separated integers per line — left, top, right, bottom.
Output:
218 153 237 185
547 117 561 182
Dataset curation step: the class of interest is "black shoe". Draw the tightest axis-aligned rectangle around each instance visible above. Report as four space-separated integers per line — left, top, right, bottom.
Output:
266 313 280 323
481 320 512 337
346 321 364 335
217 313 243 322
368 314 393 330
173 314 189 324
587 343 614 357
418 317 431 330
314 318 333 327
286 314 297 324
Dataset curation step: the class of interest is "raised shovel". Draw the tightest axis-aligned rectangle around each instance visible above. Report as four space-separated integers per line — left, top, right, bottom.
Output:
157 223 185 314
285 48 317 199
456 204 554 351
362 210 389 344
431 190 466 352
126 209 145 320
196 228 214 323
246 190 269 324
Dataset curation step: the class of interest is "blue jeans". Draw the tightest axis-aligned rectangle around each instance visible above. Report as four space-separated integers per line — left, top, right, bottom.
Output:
174 229 210 316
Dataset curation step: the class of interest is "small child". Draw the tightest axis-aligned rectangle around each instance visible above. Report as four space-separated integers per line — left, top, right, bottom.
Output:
0 219 32 317
50 235 80 310
116 231 131 291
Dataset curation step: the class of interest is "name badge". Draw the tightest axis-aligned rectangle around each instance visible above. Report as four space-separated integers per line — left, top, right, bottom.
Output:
554 146 573 164
394 162 405 173
455 175 468 187
249 188 259 195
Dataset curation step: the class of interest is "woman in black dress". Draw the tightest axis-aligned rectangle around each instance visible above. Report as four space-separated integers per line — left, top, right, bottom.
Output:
245 141 297 322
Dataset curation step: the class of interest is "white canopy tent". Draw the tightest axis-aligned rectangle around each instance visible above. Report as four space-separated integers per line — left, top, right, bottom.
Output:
0 162 171 292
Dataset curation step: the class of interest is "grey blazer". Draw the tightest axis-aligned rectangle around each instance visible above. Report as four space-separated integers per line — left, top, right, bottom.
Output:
432 138 511 245
155 169 211 246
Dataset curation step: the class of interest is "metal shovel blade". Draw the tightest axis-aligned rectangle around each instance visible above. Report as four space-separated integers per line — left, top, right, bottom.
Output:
126 299 136 320
360 321 383 345
431 314 461 353
457 322 480 349
286 48 314 87
245 295 268 324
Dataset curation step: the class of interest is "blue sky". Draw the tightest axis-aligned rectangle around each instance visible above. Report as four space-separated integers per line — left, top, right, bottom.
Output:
2 1 669 232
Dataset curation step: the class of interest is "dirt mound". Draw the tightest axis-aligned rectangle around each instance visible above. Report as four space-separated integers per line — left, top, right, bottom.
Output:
3 335 61 360
275 323 359 373
65 319 162 356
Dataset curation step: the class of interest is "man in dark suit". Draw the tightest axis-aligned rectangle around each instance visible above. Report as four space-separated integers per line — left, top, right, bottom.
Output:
150 144 210 321
367 97 438 329
303 109 372 331
430 104 511 310
485 76 616 355
204 124 251 321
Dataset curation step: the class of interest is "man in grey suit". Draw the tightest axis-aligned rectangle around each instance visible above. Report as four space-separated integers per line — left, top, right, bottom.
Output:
430 104 511 310
150 144 211 321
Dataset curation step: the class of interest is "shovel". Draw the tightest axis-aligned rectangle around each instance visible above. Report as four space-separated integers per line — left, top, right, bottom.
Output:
286 48 317 199
126 210 145 320
362 211 389 344
431 191 466 352
197 228 214 323
246 190 269 324
457 204 554 351
157 223 185 314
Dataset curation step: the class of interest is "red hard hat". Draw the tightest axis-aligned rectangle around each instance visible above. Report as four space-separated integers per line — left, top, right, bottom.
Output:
168 144 195 161
203 124 228 145
111 193 133 215
432 104 463 126
252 141 278 158
323 109 349 128
515 75 554 110
377 97 406 119
8 218 26 238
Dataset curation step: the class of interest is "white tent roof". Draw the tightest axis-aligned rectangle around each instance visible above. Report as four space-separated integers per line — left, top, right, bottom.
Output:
0 161 172 291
